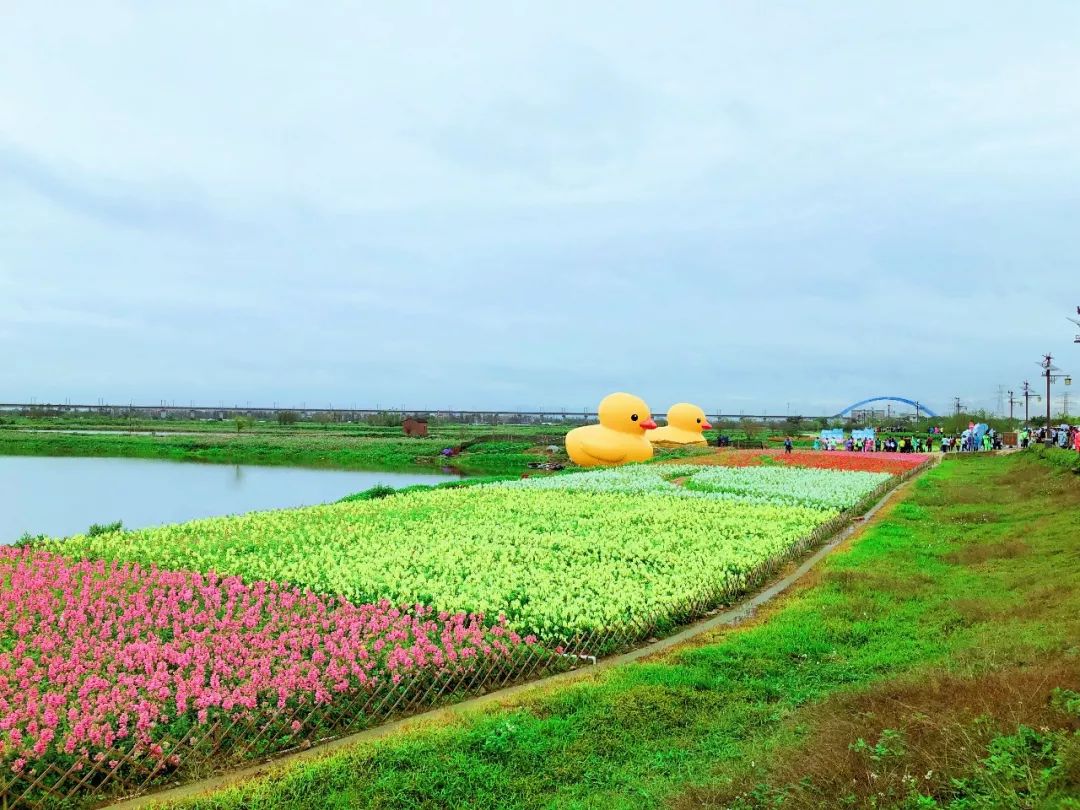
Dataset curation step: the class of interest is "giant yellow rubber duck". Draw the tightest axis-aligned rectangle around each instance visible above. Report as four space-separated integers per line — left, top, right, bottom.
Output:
565 392 656 466
650 402 712 447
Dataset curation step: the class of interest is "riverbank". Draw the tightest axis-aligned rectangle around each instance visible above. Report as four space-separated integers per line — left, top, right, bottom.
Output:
0 427 559 476
151 452 1080 809
0 416 569 440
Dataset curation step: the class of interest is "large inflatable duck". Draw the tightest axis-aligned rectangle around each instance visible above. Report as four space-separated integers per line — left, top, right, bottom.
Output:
565 392 656 466
650 402 712 447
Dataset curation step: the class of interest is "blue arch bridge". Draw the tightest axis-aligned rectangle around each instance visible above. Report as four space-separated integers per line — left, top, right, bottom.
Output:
834 396 939 419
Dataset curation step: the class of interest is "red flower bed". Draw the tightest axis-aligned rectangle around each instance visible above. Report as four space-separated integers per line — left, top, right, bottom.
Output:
691 449 930 475
779 451 930 474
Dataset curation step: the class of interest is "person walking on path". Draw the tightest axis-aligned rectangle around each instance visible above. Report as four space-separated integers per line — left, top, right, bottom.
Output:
784 436 793 454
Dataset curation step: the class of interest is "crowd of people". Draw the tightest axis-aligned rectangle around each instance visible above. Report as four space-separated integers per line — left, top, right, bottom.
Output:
813 435 933 453
1019 424 1080 451
939 428 999 452
809 423 1080 453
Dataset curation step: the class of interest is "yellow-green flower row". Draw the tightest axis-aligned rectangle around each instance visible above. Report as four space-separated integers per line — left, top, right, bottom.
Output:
50 486 833 637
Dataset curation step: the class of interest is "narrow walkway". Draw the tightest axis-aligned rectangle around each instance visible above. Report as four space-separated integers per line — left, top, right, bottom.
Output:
108 466 931 809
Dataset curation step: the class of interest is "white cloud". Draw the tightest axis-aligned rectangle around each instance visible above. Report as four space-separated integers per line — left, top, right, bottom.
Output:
2 2 1079 413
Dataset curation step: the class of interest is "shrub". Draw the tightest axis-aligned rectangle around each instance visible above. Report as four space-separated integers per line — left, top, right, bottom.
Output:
87 520 124 537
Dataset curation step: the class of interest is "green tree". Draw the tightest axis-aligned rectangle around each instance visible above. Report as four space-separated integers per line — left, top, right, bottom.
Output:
313 412 337 428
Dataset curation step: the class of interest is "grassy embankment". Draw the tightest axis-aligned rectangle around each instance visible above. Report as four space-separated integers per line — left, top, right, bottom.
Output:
0 418 725 478
159 452 1080 809
0 426 564 477
0 415 568 439
1031 444 1080 474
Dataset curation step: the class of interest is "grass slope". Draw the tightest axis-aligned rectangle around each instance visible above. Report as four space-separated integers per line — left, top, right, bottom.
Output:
0 430 549 476
158 452 1080 809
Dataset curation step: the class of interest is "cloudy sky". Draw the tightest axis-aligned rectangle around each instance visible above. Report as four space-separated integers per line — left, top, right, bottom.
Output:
3 3 1078 416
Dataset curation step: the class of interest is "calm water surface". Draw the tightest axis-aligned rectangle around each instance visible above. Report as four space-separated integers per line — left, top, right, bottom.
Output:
1 456 461 542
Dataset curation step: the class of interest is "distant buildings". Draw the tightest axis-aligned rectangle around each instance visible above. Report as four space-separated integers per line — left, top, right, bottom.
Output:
849 408 887 422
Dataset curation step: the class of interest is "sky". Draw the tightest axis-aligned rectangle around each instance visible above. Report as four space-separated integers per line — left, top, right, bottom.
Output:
2 2 1079 416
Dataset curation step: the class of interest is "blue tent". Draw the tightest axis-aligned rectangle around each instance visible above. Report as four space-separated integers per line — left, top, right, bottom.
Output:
973 423 989 445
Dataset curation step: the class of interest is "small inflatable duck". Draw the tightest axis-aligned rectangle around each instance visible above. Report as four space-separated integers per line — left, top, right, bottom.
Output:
650 402 712 447
565 392 656 466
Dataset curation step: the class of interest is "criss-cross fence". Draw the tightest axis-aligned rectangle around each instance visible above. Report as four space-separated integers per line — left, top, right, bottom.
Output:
0 460 932 810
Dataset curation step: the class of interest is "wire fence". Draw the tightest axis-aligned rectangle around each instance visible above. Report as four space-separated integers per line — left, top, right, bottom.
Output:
0 460 932 809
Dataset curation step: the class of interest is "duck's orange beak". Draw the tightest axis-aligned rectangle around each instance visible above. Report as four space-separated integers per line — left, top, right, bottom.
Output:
639 418 657 430
701 421 712 430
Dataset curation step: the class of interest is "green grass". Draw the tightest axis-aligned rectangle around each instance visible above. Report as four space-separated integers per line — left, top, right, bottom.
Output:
0 428 553 476
337 475 518 502
1030 444 1080 473
159 453 1080 810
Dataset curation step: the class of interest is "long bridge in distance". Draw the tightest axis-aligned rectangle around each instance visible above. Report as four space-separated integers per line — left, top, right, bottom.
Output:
0 396 940 423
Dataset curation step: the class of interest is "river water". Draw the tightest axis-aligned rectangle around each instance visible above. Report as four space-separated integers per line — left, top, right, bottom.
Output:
0 456 460 543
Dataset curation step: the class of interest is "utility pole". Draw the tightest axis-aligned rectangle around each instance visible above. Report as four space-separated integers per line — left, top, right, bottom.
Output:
1036 353 1069 432
1046 356 1052 430
1007 390 1017 421
1041 354 1054 431
1022 381 1032 422
953 396 962 418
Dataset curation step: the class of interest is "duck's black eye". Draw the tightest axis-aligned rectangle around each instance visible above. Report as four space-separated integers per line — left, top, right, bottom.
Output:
696 418 701 423
631 414 638 421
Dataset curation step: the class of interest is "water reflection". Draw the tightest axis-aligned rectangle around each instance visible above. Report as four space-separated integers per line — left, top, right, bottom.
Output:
1 456 462 542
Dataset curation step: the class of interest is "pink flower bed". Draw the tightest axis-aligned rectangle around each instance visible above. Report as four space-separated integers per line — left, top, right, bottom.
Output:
0 547 533 774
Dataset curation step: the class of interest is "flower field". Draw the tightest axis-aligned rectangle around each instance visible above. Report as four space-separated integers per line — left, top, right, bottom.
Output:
679 466 891 510
0 547 526 783
49 487 832 636
6 451 928 805
44 460 902 637
499 463 891 510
